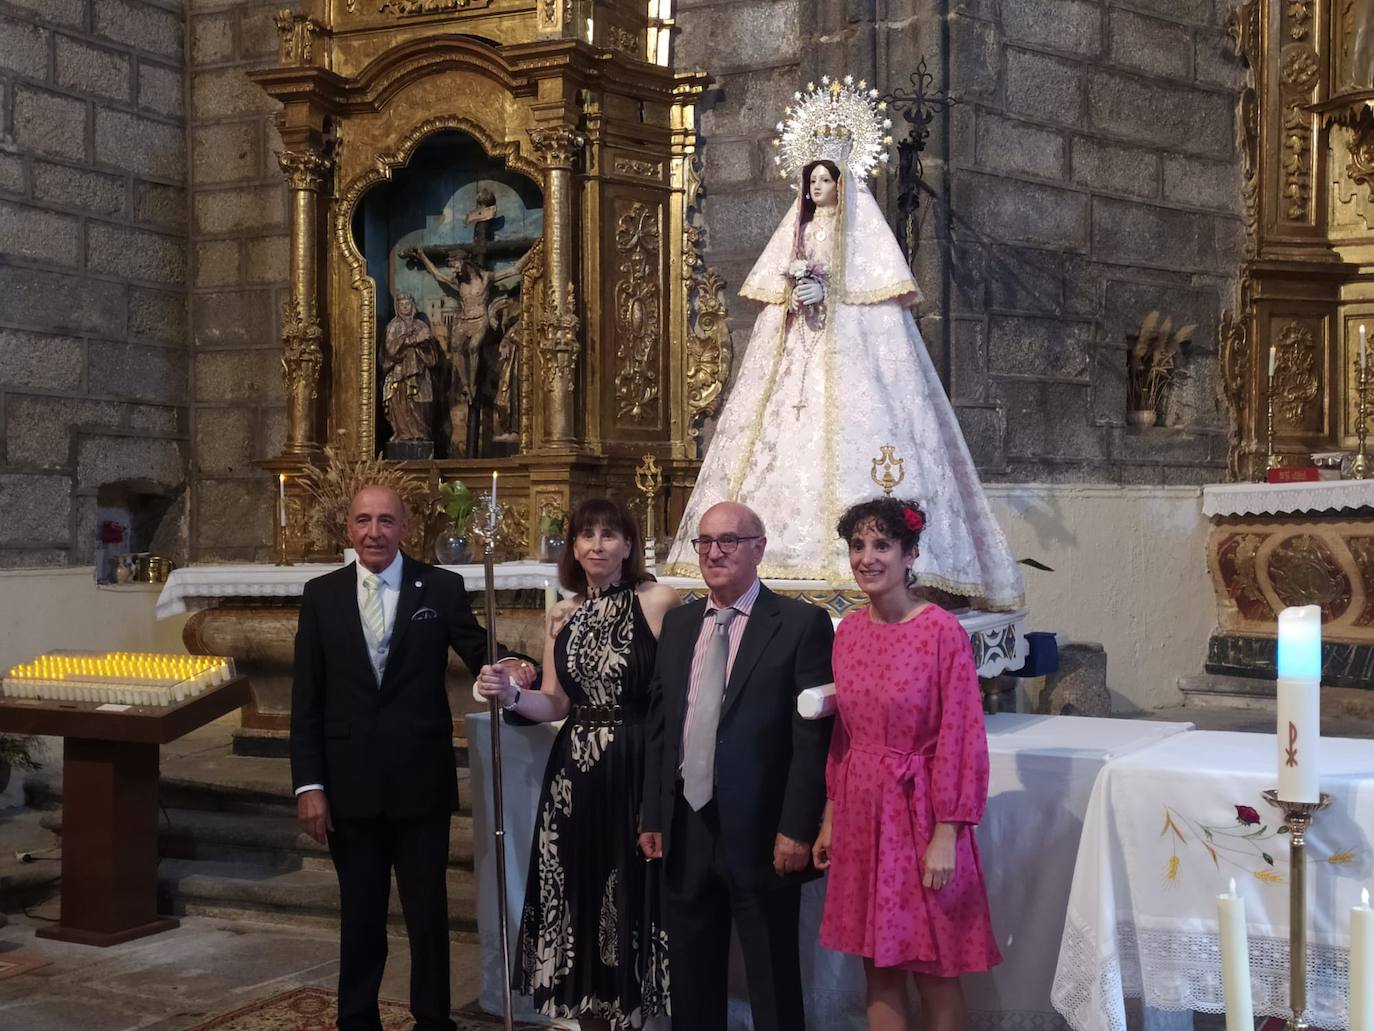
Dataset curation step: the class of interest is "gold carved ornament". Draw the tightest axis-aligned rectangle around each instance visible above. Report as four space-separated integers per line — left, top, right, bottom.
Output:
1268 533 1353 621
615 156 662 180
1215 532 1272 622
527 126 583 169
1230 0 1261 255
514 239 546 452
277 148 334 192
281 296 325 402
608 26 640 58
377 0 480 14
870 445 906 496
539 280 580 393
1217 308 1252 480
613 203 662 422
273 10 321 65
1273 321 1321 425
1279 38 1318 221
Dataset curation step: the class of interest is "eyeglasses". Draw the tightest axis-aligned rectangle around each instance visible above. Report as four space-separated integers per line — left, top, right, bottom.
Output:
690 534 762 556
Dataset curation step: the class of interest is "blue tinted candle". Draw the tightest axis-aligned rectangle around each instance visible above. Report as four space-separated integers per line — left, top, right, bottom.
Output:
1276 605 1321 803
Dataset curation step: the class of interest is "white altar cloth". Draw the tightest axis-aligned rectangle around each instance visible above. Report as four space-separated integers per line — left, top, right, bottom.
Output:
1051 730 1374 1031
154 560 560 619
1201 479 1374 518
467 711 1192 1030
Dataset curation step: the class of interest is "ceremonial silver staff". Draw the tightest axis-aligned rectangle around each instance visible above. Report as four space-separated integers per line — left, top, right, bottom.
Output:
482 474 515 1031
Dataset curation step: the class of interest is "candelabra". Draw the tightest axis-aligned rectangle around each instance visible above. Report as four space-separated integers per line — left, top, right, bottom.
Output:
635 453 664 571
1266 388 1281 474
1262 789 1332 1030
1351 361 1371 479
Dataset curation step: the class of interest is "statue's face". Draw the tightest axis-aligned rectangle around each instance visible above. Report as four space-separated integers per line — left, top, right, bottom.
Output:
809 165 838 208
396 296 415 317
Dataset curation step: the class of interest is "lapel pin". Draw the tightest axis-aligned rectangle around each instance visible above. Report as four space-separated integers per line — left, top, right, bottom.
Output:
414 580 422 587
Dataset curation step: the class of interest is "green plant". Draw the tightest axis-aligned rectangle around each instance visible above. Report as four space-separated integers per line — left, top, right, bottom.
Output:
438 480 476 536
538 509 565 539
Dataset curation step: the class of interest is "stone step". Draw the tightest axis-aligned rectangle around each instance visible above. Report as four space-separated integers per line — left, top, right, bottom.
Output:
1178 674 1277 711
156 765 475 819
40 807 476 872
157 858 478 940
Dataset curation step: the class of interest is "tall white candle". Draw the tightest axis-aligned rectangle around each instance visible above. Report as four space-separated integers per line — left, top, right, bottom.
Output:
278 473 287 528
1353 887 1373 1031
1269 343 1277 379
544 579 556 617
1218 878 1254 1031
1361 324 1368 372
1276 604 1322 803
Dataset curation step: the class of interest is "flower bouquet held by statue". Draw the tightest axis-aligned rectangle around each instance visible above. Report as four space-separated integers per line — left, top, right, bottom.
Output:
786 258 830 328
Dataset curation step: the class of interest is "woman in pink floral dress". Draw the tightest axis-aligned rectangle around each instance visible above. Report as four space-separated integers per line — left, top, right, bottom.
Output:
813 496 1001 1031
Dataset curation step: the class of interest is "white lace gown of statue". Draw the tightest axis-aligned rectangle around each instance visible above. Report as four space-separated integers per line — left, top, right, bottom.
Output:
665 177 1024 611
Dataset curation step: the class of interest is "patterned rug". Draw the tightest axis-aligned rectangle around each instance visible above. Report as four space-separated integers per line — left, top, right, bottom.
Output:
184 986 547 1030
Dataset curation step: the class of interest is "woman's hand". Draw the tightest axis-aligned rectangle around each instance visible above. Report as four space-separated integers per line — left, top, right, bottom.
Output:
922 823 958 890
812 808 834 871
794 278 825 306
475 664 517 708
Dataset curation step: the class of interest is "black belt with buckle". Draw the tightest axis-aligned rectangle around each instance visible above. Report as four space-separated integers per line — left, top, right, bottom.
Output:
572 702 646 727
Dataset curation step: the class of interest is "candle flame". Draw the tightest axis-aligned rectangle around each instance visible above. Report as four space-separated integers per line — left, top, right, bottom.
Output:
1229 877 1237 895
1365 887 1370 906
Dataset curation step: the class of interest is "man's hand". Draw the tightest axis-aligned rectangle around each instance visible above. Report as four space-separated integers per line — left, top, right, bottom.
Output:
496 657 537 690
476 664 518 707
297 789 333 845
638 832 662 860
773 833 810 876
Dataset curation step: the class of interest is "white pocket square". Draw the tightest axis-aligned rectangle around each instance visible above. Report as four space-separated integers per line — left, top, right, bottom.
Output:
412 607 439 621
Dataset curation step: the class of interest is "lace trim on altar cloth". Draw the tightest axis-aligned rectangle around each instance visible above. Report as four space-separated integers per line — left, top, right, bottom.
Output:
1051 914 1351 1031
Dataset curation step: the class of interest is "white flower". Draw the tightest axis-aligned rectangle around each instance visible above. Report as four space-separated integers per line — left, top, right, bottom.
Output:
776 122 785 132
879 152 890 162
821 75 830 85
788 259 811 280
883 118 892 129
870 89 880 98
843 75 853 85
793 91 802 101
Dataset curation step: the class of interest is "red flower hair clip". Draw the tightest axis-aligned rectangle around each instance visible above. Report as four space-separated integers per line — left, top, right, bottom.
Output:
903 507 924 533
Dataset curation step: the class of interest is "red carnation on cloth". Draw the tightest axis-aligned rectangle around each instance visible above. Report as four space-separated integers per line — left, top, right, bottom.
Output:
903 507 925 533
1235 804 1260 826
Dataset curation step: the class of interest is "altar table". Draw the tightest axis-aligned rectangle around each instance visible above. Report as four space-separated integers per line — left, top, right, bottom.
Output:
1051 731 1374 1031
467 712 1192 1030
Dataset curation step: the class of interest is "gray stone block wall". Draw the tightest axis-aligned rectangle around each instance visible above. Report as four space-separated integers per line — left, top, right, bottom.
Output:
186 0 285 562
0 0 189 568
681 0 1243 486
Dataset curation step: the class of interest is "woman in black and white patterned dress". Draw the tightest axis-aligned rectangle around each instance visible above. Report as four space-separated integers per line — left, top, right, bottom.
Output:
480 497 680 1031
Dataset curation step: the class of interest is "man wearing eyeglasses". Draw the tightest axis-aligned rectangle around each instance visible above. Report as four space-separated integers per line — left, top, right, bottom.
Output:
639 501 835 1031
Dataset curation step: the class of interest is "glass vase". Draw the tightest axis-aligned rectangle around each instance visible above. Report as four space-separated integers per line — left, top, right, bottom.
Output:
435 531 470 566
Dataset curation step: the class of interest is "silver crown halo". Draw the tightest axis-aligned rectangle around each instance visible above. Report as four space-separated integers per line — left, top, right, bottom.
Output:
772 75 894 182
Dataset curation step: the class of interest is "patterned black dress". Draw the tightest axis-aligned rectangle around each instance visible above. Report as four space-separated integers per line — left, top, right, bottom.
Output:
514 581 668 1028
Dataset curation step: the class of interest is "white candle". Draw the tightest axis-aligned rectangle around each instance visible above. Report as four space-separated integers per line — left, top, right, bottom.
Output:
1217 878 1254 1031
1269 343 1277 379
544 579 556 617
1276 604 1322 803
278 473 287 528
1353 888 1373 1031
1361 324 1368 372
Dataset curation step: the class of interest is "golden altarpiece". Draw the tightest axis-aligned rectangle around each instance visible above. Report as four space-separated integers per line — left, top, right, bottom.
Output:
1206 0 1374 682
254 0 728 562
184 0 732 750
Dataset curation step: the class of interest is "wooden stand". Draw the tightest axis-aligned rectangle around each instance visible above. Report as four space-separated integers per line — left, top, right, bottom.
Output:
0 677 250 946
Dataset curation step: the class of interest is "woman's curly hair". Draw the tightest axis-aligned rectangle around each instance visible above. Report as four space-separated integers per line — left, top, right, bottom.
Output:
836 496 926 553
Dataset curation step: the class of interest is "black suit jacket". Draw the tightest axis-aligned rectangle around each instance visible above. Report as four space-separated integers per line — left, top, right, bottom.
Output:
290 553 501 821
641 583 835 890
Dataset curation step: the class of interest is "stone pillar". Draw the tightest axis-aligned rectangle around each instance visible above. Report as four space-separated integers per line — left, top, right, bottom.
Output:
528 126 583 448
276 147 332 457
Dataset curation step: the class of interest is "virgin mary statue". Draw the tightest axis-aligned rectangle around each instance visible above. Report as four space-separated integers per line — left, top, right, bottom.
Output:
665 77 1024 610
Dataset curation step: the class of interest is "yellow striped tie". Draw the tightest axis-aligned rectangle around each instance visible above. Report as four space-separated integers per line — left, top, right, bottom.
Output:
362 573 386 645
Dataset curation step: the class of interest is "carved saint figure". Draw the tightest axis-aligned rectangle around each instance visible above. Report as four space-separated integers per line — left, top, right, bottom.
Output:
381 292 438 443
664 149 1024 610
1353 0 1374 90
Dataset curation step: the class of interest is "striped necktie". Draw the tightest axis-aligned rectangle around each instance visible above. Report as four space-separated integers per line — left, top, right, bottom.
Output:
361 573 386 648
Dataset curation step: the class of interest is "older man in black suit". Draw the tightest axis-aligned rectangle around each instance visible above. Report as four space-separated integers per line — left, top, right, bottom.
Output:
291 484 535 1031
640 501 835 1031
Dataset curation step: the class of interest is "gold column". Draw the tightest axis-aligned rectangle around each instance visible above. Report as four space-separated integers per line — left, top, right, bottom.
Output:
528 126 583 448
276 147 332 457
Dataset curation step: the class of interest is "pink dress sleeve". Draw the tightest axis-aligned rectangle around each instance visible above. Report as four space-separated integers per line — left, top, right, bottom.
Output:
929 617 990 825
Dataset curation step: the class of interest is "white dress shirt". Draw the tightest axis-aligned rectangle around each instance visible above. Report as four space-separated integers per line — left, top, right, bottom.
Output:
295 552 404 798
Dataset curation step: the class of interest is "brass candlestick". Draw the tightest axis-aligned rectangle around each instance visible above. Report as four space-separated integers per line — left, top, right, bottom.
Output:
1266 379 1282 474
1351 361 1371 479
1261 789 1332 1031
634 454 663 569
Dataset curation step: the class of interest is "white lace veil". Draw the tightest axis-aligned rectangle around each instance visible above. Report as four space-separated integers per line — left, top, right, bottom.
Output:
739 164 921 307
